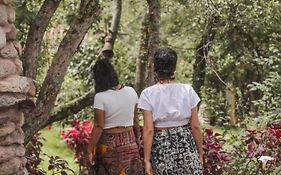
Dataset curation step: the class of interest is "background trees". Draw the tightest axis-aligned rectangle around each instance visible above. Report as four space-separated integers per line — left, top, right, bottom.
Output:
6 0 281 173
14 0 281 142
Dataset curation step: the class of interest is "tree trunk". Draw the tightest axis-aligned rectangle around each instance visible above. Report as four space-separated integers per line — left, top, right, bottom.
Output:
0 1 35 174
23 0 101 144
192 15 217 97
134 12 149 95
22 0 61 79
226 86 237 126
145 0 160 86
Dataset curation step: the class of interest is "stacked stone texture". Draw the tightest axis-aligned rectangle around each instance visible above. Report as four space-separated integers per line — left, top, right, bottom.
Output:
0 0 35 174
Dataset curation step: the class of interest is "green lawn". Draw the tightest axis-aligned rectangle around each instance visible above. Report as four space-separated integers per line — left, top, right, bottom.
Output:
40 126 79 174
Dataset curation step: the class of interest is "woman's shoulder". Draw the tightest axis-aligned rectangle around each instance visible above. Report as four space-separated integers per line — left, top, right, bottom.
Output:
123 85 138 94
123 85 136 91
141 84 158 93
181 83 193 89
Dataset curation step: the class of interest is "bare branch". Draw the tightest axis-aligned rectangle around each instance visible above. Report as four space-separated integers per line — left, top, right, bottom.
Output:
23 0 101 144
110 0 122 44
23 0 61 79
192 14 217 97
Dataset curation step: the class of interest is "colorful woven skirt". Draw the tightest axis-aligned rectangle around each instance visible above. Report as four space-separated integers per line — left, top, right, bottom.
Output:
151 125 202 175
95 129 144 175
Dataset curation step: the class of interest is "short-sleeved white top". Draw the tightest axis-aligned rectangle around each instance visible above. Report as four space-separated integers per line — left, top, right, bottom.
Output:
138 83 200 128
94 86 138 129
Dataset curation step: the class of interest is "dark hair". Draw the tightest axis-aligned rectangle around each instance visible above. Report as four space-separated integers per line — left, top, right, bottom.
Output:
153 47 177 80
92 59 119 93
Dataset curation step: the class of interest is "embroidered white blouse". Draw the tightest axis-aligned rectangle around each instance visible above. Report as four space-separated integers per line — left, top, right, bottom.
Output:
138 83 200 128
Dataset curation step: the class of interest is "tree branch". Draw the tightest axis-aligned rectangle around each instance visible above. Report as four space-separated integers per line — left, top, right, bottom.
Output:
110 0 122 44
42 89 95 128
23 0 61 79
23 0 101 144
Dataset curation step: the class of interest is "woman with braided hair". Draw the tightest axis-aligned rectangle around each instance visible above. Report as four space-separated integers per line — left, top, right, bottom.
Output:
138 47 203 175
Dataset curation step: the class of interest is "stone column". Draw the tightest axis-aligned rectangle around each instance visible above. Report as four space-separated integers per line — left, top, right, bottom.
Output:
0 0 35 174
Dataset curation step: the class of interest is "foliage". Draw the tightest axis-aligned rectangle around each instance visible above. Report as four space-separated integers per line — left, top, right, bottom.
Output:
60 120 93 167
203 122 281 175
46 155 75 175
26 133 76 175
226 121 281 175
26 133 46 175
249 72 281 121
201 87 228 126
203 128 231 175
200 0 281 123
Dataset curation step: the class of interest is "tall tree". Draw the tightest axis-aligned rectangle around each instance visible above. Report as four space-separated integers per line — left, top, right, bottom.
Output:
23 0 101 143
24 0 123 138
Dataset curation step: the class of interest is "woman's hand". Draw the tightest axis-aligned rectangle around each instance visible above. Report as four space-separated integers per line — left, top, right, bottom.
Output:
87 148 96 165
199 154 204 166
144 160 153 175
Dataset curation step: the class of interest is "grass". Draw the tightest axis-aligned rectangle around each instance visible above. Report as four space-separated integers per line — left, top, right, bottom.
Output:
39 125 79 174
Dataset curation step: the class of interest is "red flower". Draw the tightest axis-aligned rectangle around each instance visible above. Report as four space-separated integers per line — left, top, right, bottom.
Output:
61 120 94 166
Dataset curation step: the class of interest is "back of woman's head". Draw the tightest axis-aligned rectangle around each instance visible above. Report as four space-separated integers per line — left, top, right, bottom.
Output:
153 47 177 80
92 59 119 93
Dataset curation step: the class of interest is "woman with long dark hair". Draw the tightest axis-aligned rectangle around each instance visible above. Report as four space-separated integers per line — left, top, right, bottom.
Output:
87 59 143 175
138 47 203 175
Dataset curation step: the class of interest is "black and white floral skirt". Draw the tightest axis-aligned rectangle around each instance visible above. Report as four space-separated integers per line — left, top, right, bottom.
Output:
151 125 202 175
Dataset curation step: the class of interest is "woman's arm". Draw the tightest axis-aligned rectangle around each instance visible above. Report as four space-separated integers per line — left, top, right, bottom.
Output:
190 107 203 162
133 104 141 146
87 108 105 164
143 110 154 175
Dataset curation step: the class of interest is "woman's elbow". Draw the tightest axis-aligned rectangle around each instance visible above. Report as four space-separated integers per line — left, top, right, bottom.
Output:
143 127 154 135
191 123 201 131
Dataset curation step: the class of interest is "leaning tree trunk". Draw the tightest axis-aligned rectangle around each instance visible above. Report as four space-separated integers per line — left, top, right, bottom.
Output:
0 1 35 174
145 0 160 86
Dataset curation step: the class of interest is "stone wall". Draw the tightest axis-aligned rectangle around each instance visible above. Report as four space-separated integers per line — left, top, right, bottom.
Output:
0 0 35 174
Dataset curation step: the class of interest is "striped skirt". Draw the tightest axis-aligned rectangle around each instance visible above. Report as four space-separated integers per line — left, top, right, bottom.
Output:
151 125 202 175
94 129 144 175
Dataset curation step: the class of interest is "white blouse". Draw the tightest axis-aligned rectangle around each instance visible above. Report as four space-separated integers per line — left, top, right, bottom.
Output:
138 83 200 128
94 86 138 129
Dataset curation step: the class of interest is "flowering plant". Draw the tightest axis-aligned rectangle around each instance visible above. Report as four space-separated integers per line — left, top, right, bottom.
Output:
243 123 281 172
203 128 232 175
61 120 94 166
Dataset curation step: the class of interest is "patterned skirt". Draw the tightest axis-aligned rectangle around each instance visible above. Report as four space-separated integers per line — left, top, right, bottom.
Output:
94 129 144 175
151 125 202 175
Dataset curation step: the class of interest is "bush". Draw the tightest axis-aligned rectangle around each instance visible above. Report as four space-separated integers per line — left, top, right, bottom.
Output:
61 120 94 174
203 128 231 175
225 121 281 175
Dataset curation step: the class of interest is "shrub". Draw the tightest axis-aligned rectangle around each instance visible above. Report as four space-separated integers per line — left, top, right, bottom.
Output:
61 120 93 167
26 133 46 175
228 121 281 175
203 128 231 175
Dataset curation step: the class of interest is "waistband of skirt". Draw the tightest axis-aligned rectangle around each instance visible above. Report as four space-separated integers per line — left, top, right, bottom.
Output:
99 128 136 147
154 124 190 134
